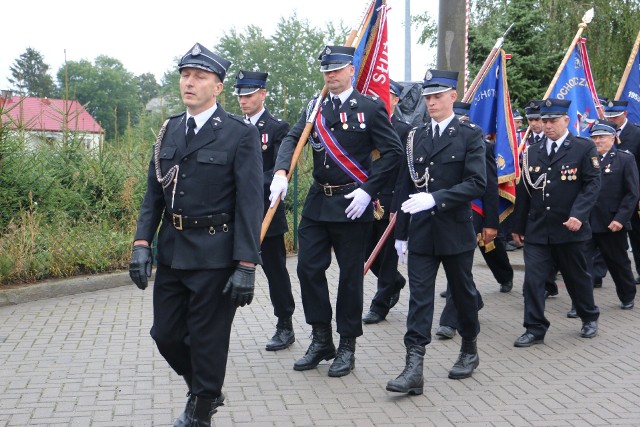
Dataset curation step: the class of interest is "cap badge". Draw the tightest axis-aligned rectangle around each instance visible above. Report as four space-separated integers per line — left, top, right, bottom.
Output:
238 71 244 79
191 44 202 56
529 101 536 108
325 47 332 55
425 71 433 81
608 100 614 107
545 99 552 107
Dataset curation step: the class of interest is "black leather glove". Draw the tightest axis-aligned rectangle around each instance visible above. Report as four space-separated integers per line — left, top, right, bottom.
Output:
129 245 152 290
222 264 255 307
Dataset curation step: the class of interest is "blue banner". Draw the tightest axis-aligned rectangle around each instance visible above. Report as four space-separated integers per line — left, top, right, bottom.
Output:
468 50 518 220
548 39 600 136
619 47 640 125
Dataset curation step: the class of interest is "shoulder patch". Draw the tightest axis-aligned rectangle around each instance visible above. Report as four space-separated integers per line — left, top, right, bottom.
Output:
591 156 600 168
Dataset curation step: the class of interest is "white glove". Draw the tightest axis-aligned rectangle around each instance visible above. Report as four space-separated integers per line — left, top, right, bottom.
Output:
401 192 436 214
395 240 408 264
269 174 288 207
344 188 372 220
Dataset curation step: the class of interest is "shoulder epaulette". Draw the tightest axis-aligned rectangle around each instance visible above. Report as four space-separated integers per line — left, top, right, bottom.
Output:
459 120 477 129
618 149 633 156
169 112 185 120
227 113 251 126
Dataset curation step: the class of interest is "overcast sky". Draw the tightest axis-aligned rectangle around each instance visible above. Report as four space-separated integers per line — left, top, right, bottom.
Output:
1 0 437 91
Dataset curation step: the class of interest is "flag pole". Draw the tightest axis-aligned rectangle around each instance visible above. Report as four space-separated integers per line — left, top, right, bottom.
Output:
615 30 640 100
462 23 513 103
519 8 594 153
260 1 374 242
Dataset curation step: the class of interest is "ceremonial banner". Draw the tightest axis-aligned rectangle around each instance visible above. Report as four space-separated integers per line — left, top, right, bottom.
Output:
618 40 640 124
466 49 519 221
548 37 600 136
352 0 391 115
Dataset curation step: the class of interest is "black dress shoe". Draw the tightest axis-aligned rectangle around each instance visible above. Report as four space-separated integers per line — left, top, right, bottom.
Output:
566 308 578 318
544 289 559 299
500 281 513 293
440 290 447 298
621 300 635 310
593 277 603 288
580 321 598 338
514 332 544 347
435 325 456 339
362 310 385 324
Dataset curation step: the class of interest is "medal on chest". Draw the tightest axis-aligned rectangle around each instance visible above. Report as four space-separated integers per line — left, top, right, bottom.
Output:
357 112 366 129
340 112 348 130
261 133 268 151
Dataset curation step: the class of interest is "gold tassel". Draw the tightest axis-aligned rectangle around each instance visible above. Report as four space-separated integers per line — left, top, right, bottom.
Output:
373 199 385 220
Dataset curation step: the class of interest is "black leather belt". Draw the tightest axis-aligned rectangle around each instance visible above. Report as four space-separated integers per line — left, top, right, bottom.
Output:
165 212 232 231
313 181 358 196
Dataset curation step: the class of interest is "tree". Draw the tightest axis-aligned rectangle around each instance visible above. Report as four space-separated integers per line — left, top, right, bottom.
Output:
137 72 160 107
57 56 142 140
8 47 56 97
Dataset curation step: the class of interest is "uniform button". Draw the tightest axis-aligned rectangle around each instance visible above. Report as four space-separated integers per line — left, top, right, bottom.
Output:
430 162 434 165
331 128 334 131
178 208 183 213
548 167 551 170
547 180 551 183
430 178 434 182
545 193 550 197
441 203 446 208
181 174 187 178
546 207 550 210
325 165 330 169
209 157 214 161
179 191 185 196
431 211 435 215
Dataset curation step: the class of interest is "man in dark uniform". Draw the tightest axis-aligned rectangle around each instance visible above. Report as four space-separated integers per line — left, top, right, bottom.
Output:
521 100 560 298
586 120 637 309
604 100 640 283
362 79 410 324
269 46 402 378
128 43 263 427
233 70 296 351
436 101 513 339
512 98 601 347
386 70 486 396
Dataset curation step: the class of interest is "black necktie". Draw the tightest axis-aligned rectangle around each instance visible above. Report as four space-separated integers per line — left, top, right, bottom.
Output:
186 117 196 145
433 124 440 142
332 96 342 111
534 135 541 144
549 141 558 160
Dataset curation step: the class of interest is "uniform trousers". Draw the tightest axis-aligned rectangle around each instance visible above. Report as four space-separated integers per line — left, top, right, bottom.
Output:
261 234 295 319
439 286 484 330
404 249 479 347
522 242 600 338
478 237 513 285
297 217 370 337
366 217 406 316
587 232 636 304
150 263 236 399
627 213 640 276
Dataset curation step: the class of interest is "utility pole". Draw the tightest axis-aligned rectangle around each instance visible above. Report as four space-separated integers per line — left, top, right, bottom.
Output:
404 0 411 81
437 0 466 98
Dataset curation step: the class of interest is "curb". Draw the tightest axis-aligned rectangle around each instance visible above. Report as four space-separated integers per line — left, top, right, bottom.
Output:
0 271 142 307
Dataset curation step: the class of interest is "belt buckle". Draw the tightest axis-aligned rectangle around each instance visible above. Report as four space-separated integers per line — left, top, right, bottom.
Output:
323 184 333 197
172 213 183 230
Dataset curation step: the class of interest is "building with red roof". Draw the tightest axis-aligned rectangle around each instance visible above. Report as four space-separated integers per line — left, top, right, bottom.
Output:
1 91 104 150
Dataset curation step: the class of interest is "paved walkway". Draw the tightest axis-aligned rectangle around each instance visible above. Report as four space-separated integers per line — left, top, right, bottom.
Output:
1 248 640 426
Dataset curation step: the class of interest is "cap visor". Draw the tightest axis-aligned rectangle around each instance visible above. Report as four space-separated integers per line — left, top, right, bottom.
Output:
319 62 351 73
526 114 541 119
603 111 624 118
233 87 261 96
421 86 453 96
590 130 615 136
540 113 566 119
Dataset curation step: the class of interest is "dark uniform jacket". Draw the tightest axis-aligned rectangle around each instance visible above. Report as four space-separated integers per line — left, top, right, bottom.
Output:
274 90 403 222
255 108 289 237
618 122 640 182
590 147 639 233
475 140 499 231
382 114 412 217
134 106 263 269
394 117 487 255
513 132 601 244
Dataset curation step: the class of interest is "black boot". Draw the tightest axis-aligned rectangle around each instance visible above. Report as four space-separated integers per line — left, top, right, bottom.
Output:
448 337 479 379
173 375 194 427
293 324 336 371
386 345 425 395
328 336 356 377
266 317 295 351
188 394 225 427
